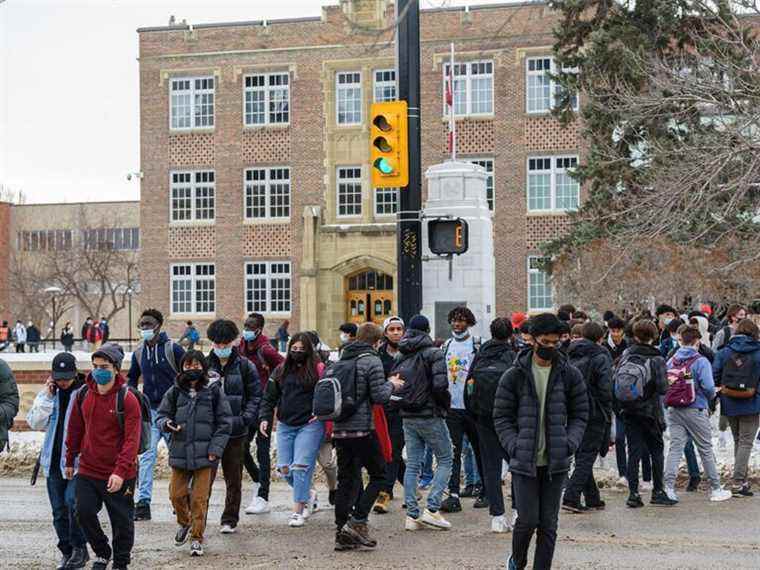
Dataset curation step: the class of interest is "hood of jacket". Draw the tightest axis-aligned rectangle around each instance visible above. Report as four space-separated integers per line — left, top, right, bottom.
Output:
568 338 607 361
340 341 377 361
398 329 435 355
726 335 760 354
478 339 513 359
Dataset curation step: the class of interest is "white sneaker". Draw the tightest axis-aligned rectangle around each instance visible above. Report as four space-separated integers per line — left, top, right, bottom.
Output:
245 496 270 515
288 512 305 527
302 504 311 520
710 487 732 502
405 515 421 531
640 481 654 492
219 524 237 534
719 434 728 451
310 489 319 514
491 515 511 533
419 509 451 530
511 509 518 528
664 486 679 503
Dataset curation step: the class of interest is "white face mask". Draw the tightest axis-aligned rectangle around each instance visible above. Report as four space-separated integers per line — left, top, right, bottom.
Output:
340 332 350 344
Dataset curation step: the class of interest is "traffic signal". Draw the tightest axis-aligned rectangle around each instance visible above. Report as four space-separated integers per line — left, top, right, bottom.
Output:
370 100 408 188
428 218 469 255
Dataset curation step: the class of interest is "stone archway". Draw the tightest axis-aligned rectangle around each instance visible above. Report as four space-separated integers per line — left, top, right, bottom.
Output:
328 255 396 325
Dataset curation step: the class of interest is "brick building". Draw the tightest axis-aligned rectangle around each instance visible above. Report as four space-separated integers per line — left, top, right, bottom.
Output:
137 0 580 345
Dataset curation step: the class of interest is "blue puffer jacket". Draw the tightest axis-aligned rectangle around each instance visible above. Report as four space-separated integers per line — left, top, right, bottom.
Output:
713 335 760 416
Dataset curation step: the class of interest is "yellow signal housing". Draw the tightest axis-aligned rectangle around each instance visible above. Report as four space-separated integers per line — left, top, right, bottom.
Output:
370 100 409 188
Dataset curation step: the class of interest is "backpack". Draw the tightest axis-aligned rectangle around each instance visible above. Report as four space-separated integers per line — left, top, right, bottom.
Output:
665 354 700 408
466 349 513 417
721 351 758 399
613 352 654 405
86 324 103 343
77 384 152 455
187 327 200 343
389 351 432 412
716 325 732 351
312 354 372 421
134 340 179 375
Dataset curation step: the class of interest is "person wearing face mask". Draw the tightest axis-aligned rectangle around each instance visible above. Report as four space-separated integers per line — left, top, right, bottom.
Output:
493 313 589 570
26 321 41 353
127 308 186 521
206 319 261 534
61 322 75 353
238 313 284 515
655 304 678 358
157 351 232 557
338 323 358 355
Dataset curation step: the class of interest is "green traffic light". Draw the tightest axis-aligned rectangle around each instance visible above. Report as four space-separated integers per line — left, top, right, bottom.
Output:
374 157 394 174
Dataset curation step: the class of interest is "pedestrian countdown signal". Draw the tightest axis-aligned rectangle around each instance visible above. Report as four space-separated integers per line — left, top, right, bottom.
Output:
370 101 409 188
428 218 469 255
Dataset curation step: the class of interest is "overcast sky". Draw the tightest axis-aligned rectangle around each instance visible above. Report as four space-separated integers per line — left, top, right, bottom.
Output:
0 0 516 204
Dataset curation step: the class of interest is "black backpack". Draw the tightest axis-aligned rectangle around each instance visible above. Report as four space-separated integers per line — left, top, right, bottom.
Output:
465 349 514 417
389 352 431 412
721 351 758 399
313 354 371 421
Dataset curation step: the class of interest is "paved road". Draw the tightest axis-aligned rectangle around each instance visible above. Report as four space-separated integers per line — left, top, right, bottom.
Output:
2 477 760 569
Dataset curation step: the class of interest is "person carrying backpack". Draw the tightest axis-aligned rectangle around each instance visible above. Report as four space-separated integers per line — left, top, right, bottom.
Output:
65 343 141 570
712 304 747 352
662 325 731 504
563 321 613 514
614 320 672 508
464 317 516 533
713 318 760 497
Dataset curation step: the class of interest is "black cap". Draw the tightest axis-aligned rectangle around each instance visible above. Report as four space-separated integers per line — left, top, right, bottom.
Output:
92 342 125 370
51 352 78 380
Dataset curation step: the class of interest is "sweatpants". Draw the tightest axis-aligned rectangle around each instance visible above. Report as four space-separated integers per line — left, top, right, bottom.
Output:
476 421 512 517
334 434 386 529
664 407 721 490
727 414 760 483
169 467 213 542
445 409 484 497
564 419 605 505
623 415 665 495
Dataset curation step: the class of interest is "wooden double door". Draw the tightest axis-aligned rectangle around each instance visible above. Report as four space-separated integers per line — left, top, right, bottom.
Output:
346 270 395 325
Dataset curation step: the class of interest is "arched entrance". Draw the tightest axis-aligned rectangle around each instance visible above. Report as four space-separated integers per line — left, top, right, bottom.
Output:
346 269 395 325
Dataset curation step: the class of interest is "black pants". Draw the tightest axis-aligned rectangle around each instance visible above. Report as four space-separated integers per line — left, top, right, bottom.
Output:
243 423 272 500
511 467 566 570
624 416 664 494
476 421 513 516
446 409 484 497
381 411 406 494
334 435 386 530
75 475 135 568
563 419 605 505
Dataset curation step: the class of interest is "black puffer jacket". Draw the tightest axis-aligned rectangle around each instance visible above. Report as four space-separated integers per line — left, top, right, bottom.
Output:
567 339 613 422
614 343 668 428
464 339 515 426
493 349 589 477
156 378 232 470
394 330 449 419
208 349 262 439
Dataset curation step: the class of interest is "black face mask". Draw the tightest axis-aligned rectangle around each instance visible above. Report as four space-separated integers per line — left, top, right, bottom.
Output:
182 370 205 384
535 345 557 361
290 352 307 363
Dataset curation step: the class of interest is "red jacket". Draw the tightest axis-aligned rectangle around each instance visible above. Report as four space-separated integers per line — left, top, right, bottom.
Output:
238 334 284 389
65 374 141 481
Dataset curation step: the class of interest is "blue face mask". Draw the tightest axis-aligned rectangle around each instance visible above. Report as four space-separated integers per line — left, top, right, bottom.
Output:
92 368 114 385
243 330 258 342
140 329 155 342
214 346 232 359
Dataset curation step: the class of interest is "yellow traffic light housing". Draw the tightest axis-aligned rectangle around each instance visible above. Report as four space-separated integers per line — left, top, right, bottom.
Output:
370 101 408 188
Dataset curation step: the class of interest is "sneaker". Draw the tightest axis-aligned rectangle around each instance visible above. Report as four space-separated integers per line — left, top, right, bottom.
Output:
439 495 462 513
288 513 305 527
507 555 518 570
190 541 204 557
650 491 677 506
585 500 606 511
710 487 732 502
460 484 476 498
309 489 319 514
405 515 421 531
91 558 109 570
133 500 151 521
473 495 489 509
64 546 89 569
686 476 701 492
328 489 337 506
491 514 511 533
626 493 644 508
419 509 451 530
344 520 377 548
373 491 391 514
57 554 69 570
719 433 728 451
640 481 654 492
561 499 586 514
472 484 483 497
334 528 359 551
245 496 270 515
174 525 191 547
664 487 679 503
731 482 754 497
219 524 237 534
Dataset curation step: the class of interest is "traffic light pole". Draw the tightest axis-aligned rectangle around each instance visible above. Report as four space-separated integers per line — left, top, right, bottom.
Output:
396 0 422 324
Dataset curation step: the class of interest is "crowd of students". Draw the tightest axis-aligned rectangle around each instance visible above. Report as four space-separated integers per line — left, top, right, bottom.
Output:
15 301 760 569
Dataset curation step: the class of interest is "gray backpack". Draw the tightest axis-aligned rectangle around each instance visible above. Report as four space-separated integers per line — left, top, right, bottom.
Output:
134 340 178 376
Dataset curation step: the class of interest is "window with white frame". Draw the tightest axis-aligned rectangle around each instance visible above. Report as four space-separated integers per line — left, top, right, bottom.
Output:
171 263 215 314
171 171 215 222
527 156 579 212
337 167 362 217
442 60 493 116
528 256 553 311
244 167 291 219
466 158 495 210
374 69 396 102
245 261 292 314
244 73 290 126
526 57 578 114
374 187 398 216
170 76 215 129
336 71 362 125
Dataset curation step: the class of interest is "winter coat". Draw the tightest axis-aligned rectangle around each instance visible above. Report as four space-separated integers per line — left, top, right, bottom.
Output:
208 348 262 439
13 324 26 344
156 378 232 470
713 335 760 416
493 349 589 477
614 343 668 427
127 332 186 409
238 334 284 389
26 325 41 344
567 339 613 422
666 346 716 409
394 329 449 419
0 359 20 452
464 339 516 426
667 342 714 363
606 335 628 364
259 362 323 427
60 328 75 349
332 341 393 433
100 322 110 343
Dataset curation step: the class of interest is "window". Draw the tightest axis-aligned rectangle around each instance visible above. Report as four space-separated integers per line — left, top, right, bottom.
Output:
374 187 398 216
17 229 73 252
171 263 215 314
443 60 493 116
244 167 291 219
244 73 290 126
245 261 292 314
170 76 215 129
170 170 215 222
527 156 579 212
373 69 396 102
526 57 578 114
337 167 362 216
82 228 139 251
336 71 362 125
528 256 553 311
466 158 495 210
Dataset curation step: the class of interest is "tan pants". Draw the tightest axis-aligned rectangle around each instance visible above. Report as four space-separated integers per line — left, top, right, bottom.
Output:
169 466 213 542
318 441 338 491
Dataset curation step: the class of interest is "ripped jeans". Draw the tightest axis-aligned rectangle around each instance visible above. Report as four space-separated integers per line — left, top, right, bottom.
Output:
275 420 325 504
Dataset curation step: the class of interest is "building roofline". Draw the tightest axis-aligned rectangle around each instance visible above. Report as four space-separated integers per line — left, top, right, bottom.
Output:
12 200 140 208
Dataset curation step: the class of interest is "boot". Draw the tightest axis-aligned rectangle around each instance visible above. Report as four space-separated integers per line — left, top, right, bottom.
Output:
686 476 700 492
373 491 391 514
64 547 89 569
133 500 151 521
334 528 360 552
344 520 377 548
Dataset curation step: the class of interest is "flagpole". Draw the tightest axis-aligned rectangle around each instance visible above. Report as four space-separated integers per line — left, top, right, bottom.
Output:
450 42 456 161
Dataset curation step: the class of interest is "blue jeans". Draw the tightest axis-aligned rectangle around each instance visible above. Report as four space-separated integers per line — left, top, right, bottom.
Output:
463 436 481 486
420 445 434 485
403 417 453 519
276 420 324 504
47 469 86 556
137 408 170 504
